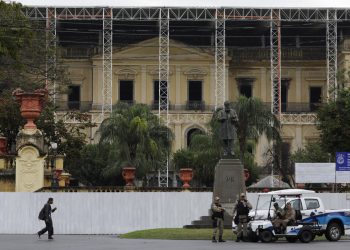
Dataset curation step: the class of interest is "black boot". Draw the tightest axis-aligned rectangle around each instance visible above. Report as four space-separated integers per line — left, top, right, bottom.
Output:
235 235 241 242
212 236 217 243
218 236 226 242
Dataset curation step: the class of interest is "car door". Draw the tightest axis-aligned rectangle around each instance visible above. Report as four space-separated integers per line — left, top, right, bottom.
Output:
302 198 322 218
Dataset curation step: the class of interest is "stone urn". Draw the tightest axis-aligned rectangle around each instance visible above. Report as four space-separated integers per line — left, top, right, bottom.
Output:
179 168 193 188
0 137 7 155
13 88 48 130
122 166 136 186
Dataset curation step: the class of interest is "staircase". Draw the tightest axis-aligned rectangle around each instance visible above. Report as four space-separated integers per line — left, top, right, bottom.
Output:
183 211 233 229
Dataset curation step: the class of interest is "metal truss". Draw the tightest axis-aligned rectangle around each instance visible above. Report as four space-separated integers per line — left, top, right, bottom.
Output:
102 8 113 116
23 7 350 21
46 8 57 104
326 9 338 101
215 10 226 109
93 8 113 124
158 8 170 187
270 10 281 115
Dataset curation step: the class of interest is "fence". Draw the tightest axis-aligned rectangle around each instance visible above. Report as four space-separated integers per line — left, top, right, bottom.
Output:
0 192 349 234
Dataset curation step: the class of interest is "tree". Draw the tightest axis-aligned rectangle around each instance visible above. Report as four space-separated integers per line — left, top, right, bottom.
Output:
99 102 173 179
317 88 350 156
234 96 281 161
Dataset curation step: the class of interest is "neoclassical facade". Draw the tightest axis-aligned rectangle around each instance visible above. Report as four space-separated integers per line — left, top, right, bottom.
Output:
58 37 350 166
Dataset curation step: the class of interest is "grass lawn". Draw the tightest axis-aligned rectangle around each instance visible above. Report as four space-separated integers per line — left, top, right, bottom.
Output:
120 228 329 241
120 228 235 240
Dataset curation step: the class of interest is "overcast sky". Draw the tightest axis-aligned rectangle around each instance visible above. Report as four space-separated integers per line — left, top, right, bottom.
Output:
13 0 350 8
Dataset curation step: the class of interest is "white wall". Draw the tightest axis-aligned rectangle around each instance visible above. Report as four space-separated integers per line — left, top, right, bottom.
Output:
0 192 349 234
0 192 212 234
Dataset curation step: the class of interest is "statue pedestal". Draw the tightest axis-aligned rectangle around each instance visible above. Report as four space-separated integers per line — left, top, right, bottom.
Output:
213 158 246 216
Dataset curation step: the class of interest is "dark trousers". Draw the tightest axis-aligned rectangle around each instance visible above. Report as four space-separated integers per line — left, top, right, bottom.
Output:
38 218 53 237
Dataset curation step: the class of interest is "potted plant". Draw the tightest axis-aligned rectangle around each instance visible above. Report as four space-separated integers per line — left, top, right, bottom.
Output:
173 149 195 188
121 163 136 187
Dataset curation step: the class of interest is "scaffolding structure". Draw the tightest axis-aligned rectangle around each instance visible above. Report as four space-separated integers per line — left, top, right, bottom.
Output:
158 9 170 187
46 8 57 104
29 6 347 187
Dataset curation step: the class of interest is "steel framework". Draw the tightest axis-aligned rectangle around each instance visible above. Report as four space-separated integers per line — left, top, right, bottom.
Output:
327 9 338 101
158 9 170 187
270 9 281 115
46 8 57 104
215 10 226 109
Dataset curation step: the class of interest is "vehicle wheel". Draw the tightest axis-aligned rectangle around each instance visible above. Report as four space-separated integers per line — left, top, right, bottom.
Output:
260 230 273 243
299 229 313 243
286 236 298 243
325 222 342 241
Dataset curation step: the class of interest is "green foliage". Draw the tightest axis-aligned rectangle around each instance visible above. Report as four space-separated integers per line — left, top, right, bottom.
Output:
317 88 350 156
172 149 195 170
99 102 173 178
290 142 330 163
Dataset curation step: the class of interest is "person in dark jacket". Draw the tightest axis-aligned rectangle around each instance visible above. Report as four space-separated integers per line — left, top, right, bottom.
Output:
233 193 252 242
211 196 226 243
37 198 57 240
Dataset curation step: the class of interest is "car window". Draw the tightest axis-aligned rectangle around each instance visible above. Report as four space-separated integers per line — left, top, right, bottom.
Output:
289 199 303 210
257 199 285 210
305 199 320 210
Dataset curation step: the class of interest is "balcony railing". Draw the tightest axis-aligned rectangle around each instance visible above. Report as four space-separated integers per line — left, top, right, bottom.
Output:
54 101 321 114
55 101 92 112
231 47 326 62
60 47 99 58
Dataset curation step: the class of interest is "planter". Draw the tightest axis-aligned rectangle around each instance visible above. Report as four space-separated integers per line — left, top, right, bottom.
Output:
122 166 136 186
0 137 7 155
13 89 48 130
179 168 193 188
244 168 250 182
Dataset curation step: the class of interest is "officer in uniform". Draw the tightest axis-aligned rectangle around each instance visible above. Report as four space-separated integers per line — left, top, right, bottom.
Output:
211 196 226 243
233 193 252 242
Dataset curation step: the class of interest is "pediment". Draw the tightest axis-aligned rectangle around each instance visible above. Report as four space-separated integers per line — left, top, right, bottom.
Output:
94 38 217 62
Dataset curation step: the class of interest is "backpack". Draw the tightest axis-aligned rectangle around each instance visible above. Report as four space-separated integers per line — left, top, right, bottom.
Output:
38 206 45 220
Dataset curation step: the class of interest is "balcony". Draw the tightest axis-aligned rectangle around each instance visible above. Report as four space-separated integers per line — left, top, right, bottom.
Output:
55 101 92 112
231 47 326 62
61 47 99 58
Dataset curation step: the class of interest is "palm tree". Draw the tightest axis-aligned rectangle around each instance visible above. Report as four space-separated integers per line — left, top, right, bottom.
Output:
234 96 281 161
99 102 173 177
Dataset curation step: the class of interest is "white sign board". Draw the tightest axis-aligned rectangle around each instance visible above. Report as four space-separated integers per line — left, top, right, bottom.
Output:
296 162 350 183
295 163 335 183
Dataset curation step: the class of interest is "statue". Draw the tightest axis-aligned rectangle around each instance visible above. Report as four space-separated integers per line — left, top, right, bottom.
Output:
216 101 238 157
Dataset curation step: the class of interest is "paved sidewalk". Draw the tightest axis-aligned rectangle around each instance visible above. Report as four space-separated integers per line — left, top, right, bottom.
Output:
0 235 350 250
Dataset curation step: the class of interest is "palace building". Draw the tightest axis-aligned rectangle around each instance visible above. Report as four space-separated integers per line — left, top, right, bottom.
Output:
19 4 350 185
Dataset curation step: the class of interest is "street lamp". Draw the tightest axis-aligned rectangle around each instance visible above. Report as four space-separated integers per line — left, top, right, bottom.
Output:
50 142 59 190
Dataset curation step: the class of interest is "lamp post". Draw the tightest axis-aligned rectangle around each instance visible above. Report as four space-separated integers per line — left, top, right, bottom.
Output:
50 142 59 190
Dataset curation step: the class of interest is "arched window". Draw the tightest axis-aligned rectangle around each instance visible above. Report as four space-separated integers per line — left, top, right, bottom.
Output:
187 128 203 148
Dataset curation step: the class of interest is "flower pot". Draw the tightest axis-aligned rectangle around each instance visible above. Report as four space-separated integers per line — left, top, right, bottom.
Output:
13 89 48 130
179 168 193 188
122 166 136 186
0 137 7 155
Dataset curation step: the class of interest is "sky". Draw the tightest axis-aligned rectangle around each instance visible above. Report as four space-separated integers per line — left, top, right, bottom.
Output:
12 0 350 8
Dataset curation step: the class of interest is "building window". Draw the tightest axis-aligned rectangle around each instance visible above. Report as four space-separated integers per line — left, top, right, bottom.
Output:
187 80 203 110
309 86 322 112
236 78 254 98
187 128 203 148
281 79 290 112
68 85 80 110
119 80 134 104
153 80 168 109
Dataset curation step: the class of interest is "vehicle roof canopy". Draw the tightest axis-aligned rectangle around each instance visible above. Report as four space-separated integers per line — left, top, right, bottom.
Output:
257 189 316 196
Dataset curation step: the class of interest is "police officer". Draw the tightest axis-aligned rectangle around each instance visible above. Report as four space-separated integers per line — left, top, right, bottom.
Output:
211 196 226 243
233 193 252 242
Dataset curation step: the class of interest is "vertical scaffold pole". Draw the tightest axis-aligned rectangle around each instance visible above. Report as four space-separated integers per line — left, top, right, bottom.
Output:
46 7 57 104
327 9 338 101
270 9 281 115
215 9 226 109
158 8 170 187
102 8 113 119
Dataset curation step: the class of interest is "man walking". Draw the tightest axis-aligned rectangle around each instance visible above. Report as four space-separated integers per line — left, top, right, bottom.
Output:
211 196 226 243
37 197 57 240
233 193 252 242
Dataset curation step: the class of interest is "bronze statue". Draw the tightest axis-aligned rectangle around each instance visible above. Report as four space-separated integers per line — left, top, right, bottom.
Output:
217 101 238 157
